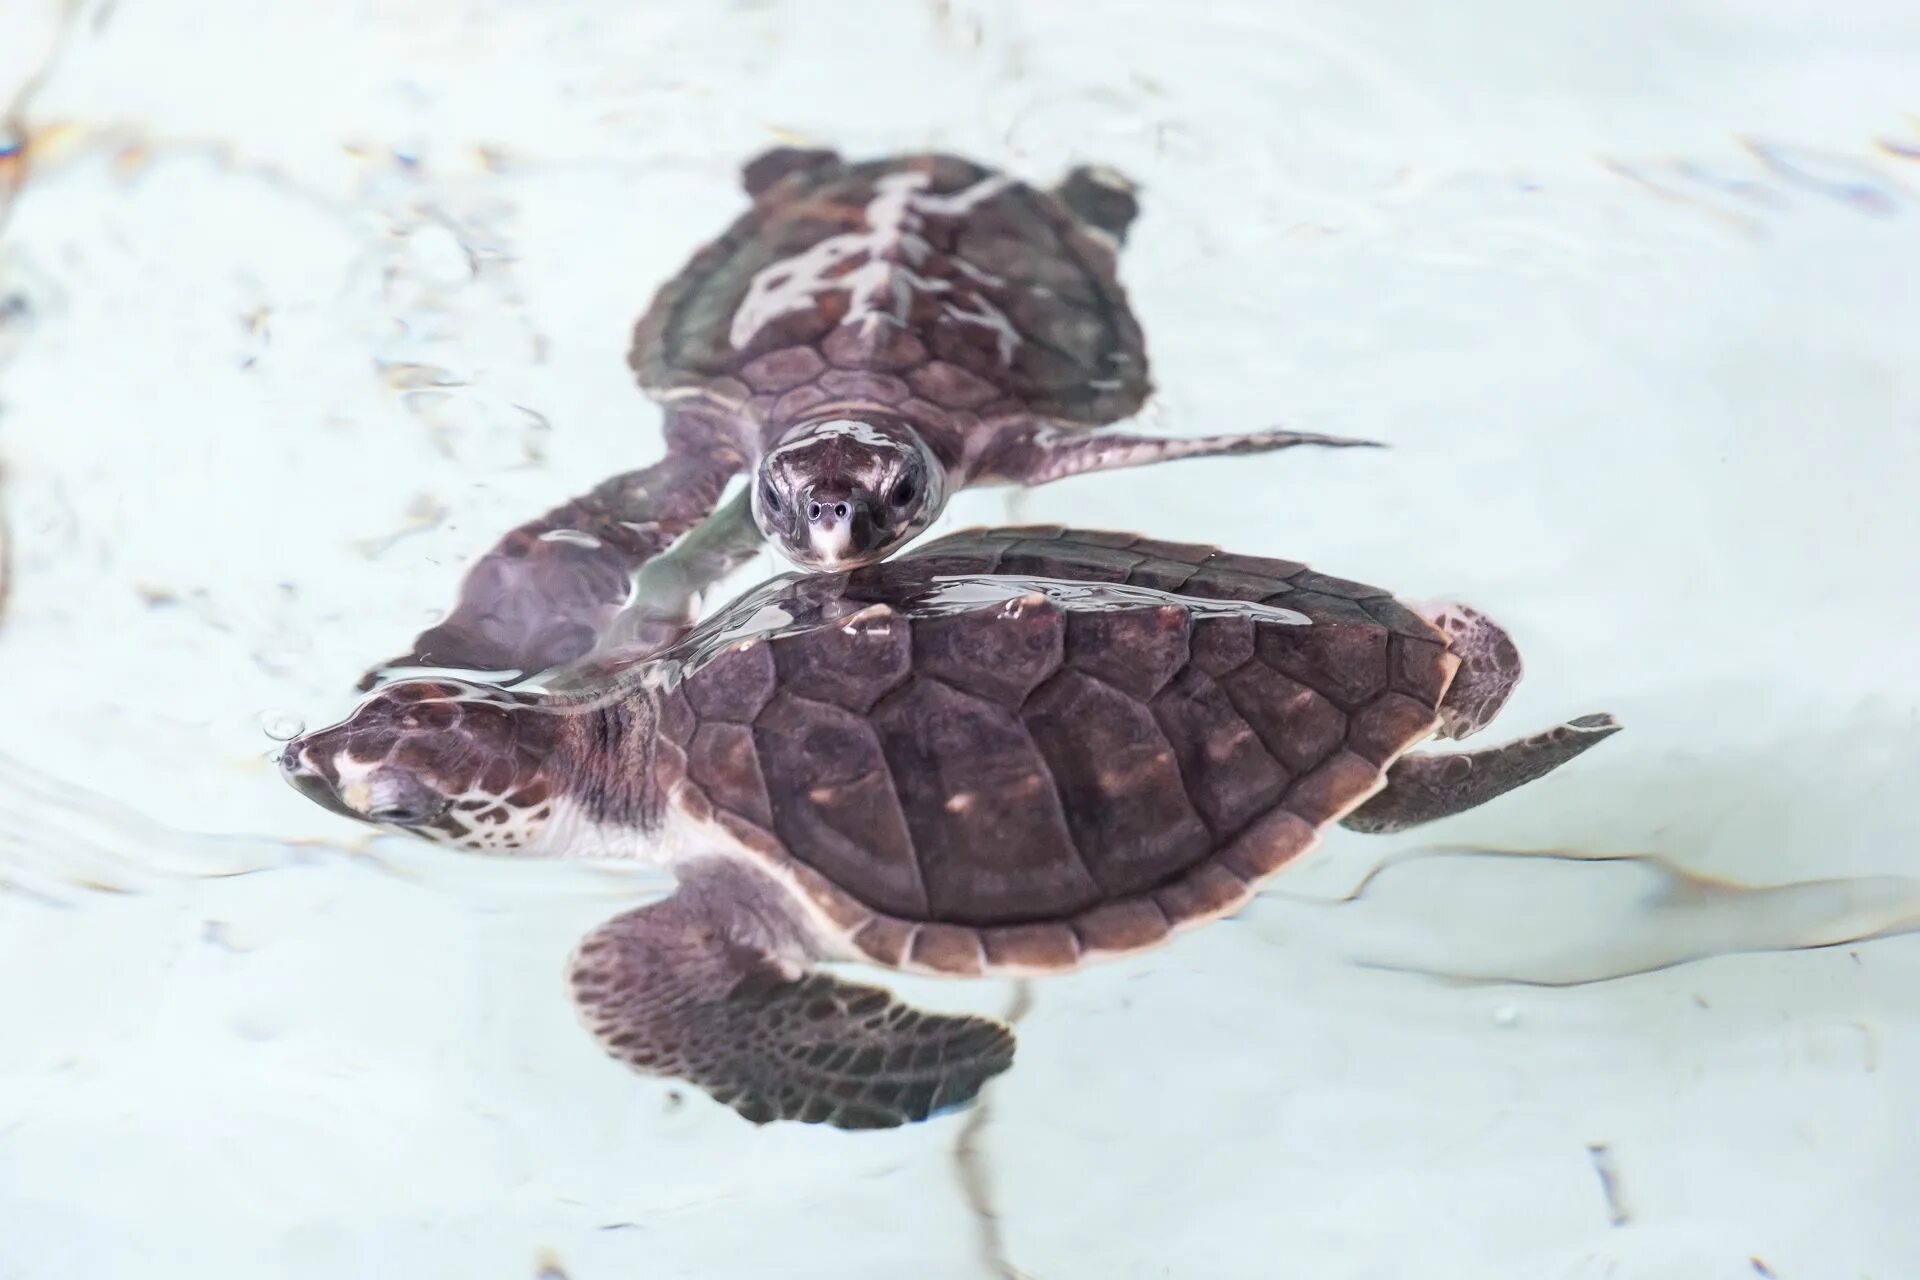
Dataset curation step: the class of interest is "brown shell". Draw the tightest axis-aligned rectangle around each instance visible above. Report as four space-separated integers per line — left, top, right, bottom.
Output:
628 153 1149 431
653 527 1459 976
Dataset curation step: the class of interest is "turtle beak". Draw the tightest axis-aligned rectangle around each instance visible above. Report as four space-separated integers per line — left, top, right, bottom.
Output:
279 747 360 820
279 746 450 828
799 486 883 568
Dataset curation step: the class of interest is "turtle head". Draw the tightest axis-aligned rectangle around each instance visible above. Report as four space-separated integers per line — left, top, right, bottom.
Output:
279 679 567 854
753 417 945 571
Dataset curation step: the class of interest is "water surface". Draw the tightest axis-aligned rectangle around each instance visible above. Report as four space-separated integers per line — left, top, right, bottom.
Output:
2 1 1917 1276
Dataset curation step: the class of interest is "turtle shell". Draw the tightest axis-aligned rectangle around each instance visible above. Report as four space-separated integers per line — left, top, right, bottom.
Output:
629 153 1149 433
647 527 1461 977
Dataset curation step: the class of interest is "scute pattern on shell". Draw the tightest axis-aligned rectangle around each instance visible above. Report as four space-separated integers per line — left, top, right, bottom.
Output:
629 154 1149 430
668 527 1458 976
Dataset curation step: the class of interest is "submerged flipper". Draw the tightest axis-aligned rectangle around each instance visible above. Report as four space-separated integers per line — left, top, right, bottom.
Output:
568 865 1015 1129
570 489 765 679
1341 714 1622 834
360 435 746 689
982 424 1383 487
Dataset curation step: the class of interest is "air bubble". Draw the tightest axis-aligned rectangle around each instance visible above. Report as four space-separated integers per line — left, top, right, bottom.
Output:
258 710 305 741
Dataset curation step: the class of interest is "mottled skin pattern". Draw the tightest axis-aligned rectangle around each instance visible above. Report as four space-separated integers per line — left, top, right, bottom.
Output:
361 148 1374 689
289 528 1618 1128
283 680 567 850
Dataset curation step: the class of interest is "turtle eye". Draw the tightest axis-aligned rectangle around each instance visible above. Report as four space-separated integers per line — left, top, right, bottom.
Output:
759 477 783 515
370 803 425 825
890 474 918 507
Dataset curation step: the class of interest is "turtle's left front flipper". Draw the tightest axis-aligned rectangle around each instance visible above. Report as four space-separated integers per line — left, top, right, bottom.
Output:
359 436 748 690
1341 714 1622 834
569 867 1015 1130
979 423 1383 487
567 486 769 679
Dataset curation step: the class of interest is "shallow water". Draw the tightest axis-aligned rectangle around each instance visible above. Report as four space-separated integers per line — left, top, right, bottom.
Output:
3 1 1918 1275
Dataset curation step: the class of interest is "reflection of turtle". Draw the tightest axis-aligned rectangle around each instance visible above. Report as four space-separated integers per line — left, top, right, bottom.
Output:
365 148 1372 686
290 528 1617 1129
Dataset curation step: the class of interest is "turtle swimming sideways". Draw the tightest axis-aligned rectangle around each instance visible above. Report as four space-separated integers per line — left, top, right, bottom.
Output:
364 148 1375 687
287 527 1620 1129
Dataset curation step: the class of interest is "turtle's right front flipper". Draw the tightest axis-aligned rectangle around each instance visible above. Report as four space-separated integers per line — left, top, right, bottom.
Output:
359 442 746 690
569 864 1015 1129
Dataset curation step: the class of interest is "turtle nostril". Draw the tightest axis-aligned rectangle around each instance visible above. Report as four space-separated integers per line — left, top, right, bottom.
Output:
805 498 855 525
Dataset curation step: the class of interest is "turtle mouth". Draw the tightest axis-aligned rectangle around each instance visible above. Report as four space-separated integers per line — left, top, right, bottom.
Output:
279 750 362 821
279 750 453 829
362 795 455 828
784 508 918 572
788 537 893 572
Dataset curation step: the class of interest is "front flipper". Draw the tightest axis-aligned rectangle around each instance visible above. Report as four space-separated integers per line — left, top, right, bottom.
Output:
359 444 745 689
1341 714 1622 834
981 424 1382 487
570 489 766 678
569 870 1015 1129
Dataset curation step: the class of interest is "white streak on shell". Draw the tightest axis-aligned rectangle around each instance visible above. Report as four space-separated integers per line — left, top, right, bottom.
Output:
728 171 1015 360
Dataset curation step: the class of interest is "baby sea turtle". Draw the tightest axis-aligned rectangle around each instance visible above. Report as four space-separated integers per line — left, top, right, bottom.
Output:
365 148 1373 686
290 527 1617 1129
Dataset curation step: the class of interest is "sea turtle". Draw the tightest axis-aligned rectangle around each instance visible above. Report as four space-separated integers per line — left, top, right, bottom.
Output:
288 527 1618 1129
362 148 1373 687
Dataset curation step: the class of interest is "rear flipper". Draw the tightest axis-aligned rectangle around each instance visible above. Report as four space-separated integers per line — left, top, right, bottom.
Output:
358 441 745 689
569 866 1015 1129
1341 714 1622 835
741 146 842 199
982 424 1382 487
1055 165 1141 244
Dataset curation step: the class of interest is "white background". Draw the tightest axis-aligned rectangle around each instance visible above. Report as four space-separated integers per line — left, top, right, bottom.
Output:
2 1 1917 1276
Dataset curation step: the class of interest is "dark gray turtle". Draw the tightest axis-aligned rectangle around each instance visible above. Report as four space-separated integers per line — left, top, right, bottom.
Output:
290 527 1617 1129
363 148 1372 688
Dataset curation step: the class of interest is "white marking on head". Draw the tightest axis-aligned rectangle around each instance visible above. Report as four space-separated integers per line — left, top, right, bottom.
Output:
807 521 854 563
329 752 384 816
